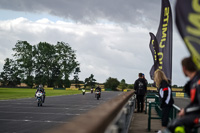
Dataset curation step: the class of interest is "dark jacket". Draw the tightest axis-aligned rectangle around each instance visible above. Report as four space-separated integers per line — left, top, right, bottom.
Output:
158 80 174 108
36 87 45 93
95 87 101 92
134 78 147 95
144 78 148 87
184 71 200 115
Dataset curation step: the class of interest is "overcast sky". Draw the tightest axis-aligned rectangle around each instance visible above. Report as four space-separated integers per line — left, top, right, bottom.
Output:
0 0 190 86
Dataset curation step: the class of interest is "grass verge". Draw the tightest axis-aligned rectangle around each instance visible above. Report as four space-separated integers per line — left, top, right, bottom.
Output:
0 88 82 100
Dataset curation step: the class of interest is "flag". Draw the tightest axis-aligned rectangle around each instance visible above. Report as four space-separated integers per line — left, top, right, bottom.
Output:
149 32 159 80
156 0 173 81
176 0 200 70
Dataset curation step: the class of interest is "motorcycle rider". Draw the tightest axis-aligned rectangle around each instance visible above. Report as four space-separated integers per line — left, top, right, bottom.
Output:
36 84 45 103
167 57 200 133
82 88 86 95
95 85 101 98
91 87 94 93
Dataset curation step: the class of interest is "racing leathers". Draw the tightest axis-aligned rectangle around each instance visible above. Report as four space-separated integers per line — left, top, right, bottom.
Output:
168 72 200 133
95 86 101 98
36 87 45 103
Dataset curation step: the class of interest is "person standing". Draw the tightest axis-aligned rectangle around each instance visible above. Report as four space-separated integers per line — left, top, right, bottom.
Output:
134 73 147 112
142 73 148 87
142 73 148 112
154 69 174 130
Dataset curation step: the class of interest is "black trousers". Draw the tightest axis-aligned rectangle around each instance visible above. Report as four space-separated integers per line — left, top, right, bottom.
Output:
42 95 45 103
162 105 172 127
137 95 144 112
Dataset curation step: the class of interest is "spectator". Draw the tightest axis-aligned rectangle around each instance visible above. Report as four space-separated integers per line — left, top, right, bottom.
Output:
134 73 147 112
142 73 148 112
154 69 174 131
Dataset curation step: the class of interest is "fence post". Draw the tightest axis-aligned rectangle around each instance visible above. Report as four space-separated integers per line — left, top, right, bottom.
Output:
145 96 147 114
148 101 152 131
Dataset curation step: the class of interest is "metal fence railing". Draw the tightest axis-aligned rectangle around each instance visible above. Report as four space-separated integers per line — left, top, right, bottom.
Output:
148 101 161 131
105 94 136 133
44 91 135 133
147 93 199 133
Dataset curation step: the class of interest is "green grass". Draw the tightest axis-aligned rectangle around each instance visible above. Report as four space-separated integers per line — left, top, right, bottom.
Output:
0 88 82 100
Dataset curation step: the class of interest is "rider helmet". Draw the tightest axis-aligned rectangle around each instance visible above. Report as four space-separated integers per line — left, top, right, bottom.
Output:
39 84 43 88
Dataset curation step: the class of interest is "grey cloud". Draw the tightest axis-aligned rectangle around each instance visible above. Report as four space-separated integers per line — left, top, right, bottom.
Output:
0 18 189 85
0 0 176 28
0 0 189 86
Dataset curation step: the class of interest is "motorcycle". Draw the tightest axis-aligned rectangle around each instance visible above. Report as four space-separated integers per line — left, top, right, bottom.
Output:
91 88 93 93
95 90 101 100
36 91 43 107
82 89 86 95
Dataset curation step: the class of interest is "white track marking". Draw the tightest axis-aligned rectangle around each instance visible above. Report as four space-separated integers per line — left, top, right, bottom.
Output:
0 111 80 116
0 119 69 123
0 106 71 110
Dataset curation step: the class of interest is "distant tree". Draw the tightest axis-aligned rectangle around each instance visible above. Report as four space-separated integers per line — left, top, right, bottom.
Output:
0 41 79 88
84 74 96 88
84 78 89 88
147 83 152 87
128 84 134 89
104 77 120 91
73 67 81 88
79 80 84 84
50 65 61 87
0 58 10 86
12 41 34 87
33 41 79 87
33 42 55 86
0 72 6 86
178 86 184 88
172 84 178 88
119 79 127 91
0 58 21 87
9 62 21 86
55 42 79 87
25 76 34 88
0 59 9 86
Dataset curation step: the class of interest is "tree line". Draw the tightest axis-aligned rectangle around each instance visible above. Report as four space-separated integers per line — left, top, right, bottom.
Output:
0 41 79 88
0 41 152 90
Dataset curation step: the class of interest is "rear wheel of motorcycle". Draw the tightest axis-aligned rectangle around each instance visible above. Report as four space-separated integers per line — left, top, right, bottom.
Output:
38 103 40 107
97 97 99 100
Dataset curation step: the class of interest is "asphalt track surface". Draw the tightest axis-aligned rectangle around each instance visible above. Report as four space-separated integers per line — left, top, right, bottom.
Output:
174 97 190 109
0 91 122 133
